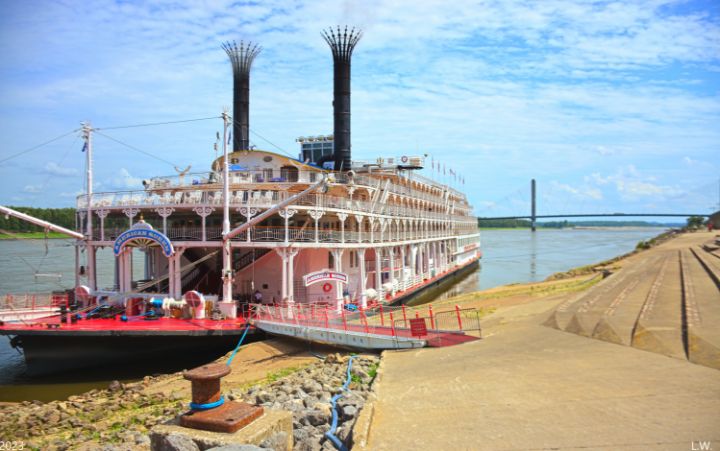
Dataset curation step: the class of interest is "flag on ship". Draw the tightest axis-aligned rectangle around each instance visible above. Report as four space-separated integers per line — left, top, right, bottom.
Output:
81 142 87 152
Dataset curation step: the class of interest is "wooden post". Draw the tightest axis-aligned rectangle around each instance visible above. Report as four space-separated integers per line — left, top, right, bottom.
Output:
379 305 385 326
361 310 369 334
324 308 329 329
402 304 408 328
429 304 435 329
455 304 463 330
389 312 396 336
342 308 347 332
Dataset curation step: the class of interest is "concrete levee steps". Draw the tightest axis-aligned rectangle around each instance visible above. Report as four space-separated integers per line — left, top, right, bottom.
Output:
686 247 720 369
544 246 720 370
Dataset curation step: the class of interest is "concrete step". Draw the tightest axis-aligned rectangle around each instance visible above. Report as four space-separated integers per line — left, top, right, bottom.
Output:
591 255 666 346
691 246 720 288
631 251 686 360
557 257 657 337
683 249 720 370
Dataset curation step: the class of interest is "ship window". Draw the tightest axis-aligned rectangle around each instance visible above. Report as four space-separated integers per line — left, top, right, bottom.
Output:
328 252 334 268
263 168 273 180
309 172 317 182
280 166 299 182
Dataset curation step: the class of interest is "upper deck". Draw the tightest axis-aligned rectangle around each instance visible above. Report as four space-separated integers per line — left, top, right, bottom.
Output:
76 150 475 224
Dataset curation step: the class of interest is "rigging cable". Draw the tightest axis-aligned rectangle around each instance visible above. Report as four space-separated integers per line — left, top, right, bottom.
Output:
95 116 219 131
227 116 296 159
0 129 79 165
93 130 177 168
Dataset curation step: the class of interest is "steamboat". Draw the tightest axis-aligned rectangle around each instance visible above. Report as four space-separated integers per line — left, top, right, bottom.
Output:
0 27 481 375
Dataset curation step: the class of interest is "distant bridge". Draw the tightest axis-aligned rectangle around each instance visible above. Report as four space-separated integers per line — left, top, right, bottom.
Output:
478 179 711 231
478 213 709 220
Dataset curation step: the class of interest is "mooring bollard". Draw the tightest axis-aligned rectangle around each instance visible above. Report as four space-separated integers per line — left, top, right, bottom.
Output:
180 363 263 433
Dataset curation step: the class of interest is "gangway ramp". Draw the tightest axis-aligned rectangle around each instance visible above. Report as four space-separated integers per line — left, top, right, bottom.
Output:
249 303 481 350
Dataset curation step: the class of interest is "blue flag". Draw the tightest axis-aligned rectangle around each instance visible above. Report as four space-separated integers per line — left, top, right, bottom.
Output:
81 142 87 152
227 131 232 145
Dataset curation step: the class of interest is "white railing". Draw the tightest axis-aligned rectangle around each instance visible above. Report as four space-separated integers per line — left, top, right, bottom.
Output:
78 189 477 225
78 170 472 217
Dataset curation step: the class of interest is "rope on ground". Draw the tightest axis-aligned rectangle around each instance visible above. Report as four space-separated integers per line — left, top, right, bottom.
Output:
325 355 355 451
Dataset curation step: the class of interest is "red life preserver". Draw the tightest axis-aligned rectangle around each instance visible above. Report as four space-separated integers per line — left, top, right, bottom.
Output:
322 283 333 293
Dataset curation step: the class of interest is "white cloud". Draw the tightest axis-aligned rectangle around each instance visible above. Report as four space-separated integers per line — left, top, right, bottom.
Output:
550 181 603 200
23 185 41 193
0 0 719 210
586 165 683 201
113 168 142 189
44 162 79 177
616 179 681 198
59 191 83 198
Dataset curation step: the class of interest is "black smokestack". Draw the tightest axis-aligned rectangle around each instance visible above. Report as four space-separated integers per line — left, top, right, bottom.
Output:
222 40 261 151
322 26 362 171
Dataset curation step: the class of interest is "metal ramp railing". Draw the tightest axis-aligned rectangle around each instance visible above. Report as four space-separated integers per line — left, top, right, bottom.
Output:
249 302 482 348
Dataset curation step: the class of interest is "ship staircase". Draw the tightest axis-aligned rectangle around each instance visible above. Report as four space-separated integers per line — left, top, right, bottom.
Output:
233 248 272 273
249 302 483 350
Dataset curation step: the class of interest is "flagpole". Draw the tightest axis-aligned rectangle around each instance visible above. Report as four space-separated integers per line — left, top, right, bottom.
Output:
221 109 233 308
81 121 96 290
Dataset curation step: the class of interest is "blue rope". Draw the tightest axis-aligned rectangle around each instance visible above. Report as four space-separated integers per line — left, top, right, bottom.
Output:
325 355 355 451
186 323 250 412
190 395 225 410
226 323 251 366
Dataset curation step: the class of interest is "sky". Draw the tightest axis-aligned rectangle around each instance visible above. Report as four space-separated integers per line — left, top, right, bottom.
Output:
0 0 718 220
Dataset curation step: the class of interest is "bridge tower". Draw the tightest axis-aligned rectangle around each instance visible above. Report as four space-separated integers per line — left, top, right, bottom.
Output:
531 179 537 232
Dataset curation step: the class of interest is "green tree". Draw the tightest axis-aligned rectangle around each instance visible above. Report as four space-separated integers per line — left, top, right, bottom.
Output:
686 216 705 230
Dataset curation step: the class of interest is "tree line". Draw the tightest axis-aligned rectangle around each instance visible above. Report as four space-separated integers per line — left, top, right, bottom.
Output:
0 207 76 232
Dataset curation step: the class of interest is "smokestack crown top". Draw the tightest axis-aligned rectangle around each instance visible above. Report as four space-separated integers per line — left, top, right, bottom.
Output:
222 40 262 74
322 26 363 62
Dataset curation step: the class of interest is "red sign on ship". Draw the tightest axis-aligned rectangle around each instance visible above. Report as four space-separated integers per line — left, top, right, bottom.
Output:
409 318 428 338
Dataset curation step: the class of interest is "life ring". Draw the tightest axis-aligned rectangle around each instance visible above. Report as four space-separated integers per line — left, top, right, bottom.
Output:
322 283 333 293
401 155 408 163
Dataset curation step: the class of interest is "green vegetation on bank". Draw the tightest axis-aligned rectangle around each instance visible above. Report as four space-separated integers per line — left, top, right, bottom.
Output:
0 207 76 233
0 231 70 240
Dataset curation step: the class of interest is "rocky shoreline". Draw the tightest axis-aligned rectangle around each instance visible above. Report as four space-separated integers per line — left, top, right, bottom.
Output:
0 353 379 451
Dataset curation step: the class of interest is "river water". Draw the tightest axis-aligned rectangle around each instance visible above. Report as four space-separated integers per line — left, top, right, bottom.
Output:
0 227 664 401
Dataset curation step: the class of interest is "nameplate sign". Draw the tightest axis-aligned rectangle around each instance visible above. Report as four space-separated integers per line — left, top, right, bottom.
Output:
113 228 174 257
303 270 348 287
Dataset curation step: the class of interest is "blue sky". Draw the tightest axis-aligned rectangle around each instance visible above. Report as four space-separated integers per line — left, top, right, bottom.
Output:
0 0 718 220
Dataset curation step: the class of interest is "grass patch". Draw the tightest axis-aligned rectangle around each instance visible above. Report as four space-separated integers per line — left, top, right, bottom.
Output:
367 362 379 379
265 366 302 383
435 273 602 309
